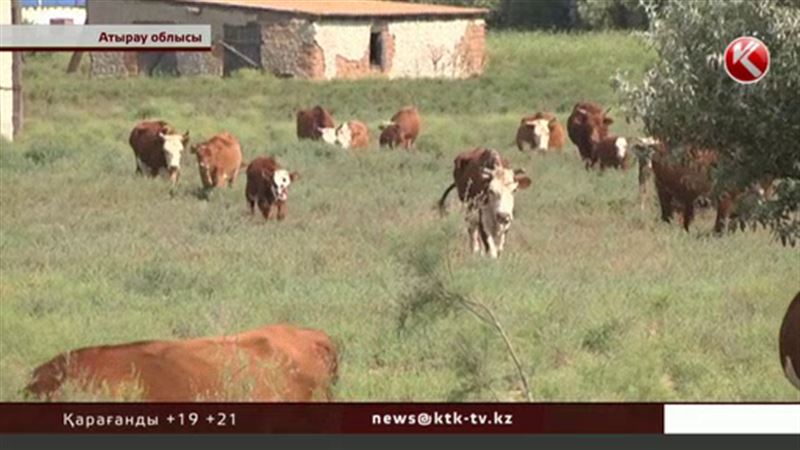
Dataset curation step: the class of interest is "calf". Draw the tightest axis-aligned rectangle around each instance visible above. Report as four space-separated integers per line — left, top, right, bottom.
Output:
296 106 335 141
779 291 800 391
438 148 531 259
516 112 566 152
590 136 630 171
567 102 613 168
379 106 421 149
320 120 369 149
245 156 299 221
190 132 243 189
129 120 189 184
25 324 339 401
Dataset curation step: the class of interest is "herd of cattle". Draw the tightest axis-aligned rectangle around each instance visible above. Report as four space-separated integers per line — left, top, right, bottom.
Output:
20 101 800 401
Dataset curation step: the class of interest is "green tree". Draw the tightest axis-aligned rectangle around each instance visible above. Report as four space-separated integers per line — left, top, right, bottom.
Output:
615 0 800 244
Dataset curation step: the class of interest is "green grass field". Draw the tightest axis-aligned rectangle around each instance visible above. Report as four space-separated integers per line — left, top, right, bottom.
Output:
1 31 797 401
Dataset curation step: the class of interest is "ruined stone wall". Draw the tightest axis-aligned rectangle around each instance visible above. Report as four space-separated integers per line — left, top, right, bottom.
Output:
258 15 319 79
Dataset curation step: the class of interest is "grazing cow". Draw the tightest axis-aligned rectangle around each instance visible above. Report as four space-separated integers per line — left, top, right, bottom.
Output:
590 135 630 171
713 178 774 234
296 106 335 141
245 156 299 221
190 132 243 189
516 112 566 152
567 102 614 168
319 120 369 149
779 291 800 391
379 106 421 149
129 120 189 184
438 148 531 259
25 324 339 401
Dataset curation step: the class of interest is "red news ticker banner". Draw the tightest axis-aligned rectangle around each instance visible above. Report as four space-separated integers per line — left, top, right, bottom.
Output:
0 403 664 434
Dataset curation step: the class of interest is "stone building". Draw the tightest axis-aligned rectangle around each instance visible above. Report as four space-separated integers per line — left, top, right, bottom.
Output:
87 0 487 80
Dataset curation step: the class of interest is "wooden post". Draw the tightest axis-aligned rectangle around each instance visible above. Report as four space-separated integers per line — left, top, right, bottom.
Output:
67 52 84 73
11 0 22 138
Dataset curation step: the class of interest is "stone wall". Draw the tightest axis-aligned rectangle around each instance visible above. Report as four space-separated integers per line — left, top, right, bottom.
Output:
259 14 319 78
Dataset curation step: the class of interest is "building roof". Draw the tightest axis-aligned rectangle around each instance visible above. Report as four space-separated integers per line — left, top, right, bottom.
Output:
173 0 488 18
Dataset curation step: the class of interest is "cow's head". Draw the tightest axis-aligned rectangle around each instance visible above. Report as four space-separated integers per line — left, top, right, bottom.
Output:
524 117 557 151
576 107 613 143
318 127 338 145
190 142 214 188
631 136 661 170
480 166 532 227
266 168 299 202
379 122 400 147
159 129 189 183
335 123 353 149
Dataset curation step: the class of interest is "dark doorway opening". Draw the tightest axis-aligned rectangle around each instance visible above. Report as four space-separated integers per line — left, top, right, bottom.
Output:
369 31 383 69
223 23 263 76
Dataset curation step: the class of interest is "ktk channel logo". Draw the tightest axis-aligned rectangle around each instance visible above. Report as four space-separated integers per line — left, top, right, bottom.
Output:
724 36 770 84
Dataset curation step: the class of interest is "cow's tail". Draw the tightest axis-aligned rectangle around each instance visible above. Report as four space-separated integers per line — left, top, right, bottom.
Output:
438 183 457 217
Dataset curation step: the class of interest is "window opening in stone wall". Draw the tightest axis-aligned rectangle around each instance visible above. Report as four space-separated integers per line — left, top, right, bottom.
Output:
369 30 384 69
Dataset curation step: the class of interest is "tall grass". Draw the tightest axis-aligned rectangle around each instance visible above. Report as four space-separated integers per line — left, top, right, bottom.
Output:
0 32 797 401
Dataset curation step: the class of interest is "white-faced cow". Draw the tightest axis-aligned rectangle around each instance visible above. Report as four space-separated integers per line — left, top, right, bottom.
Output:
439 148 531 259
129 120 189 185
590 135 630 171
516 112 566 152
320 120 369 150
245 156 299 221
296 106 335 141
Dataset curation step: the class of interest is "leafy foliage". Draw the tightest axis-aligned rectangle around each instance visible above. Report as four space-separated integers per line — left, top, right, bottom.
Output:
614 0 800 245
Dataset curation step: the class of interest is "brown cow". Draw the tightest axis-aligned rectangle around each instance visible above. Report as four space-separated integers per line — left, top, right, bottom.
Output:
590 135 630 171
296 106 335 141
245 156 299 221
567 102 614 168
190 132 243 189
516 112 566 152
25 324 339 401
320 120 369 149
438 148 531 259
713 178 774 234
129 120 190 184
652 144 716 231
379 106 421 149
779 291 800 391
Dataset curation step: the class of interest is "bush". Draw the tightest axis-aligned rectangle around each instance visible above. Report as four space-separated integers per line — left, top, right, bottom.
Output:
614 0 800 245
576 0 653 29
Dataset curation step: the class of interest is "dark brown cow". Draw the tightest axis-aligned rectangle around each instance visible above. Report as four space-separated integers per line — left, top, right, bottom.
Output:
590 135 630 171
296 106 335 141
25 324 339 401
567 102 613 168
129 120 190 184
516 112 566 152
651 145 717 231
245 156 299 221
190 132 243 189
779 291 800 391
379 106 421 149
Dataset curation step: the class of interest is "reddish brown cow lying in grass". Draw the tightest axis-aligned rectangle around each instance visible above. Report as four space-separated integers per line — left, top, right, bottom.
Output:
296 106 335 141
379 106 421 150
439 148 531 259
516 112 566 152
129 120 189 185
567 102 614 168
190 132 243 189
779 291 800 391
25 324 339 401
245 156 299 221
